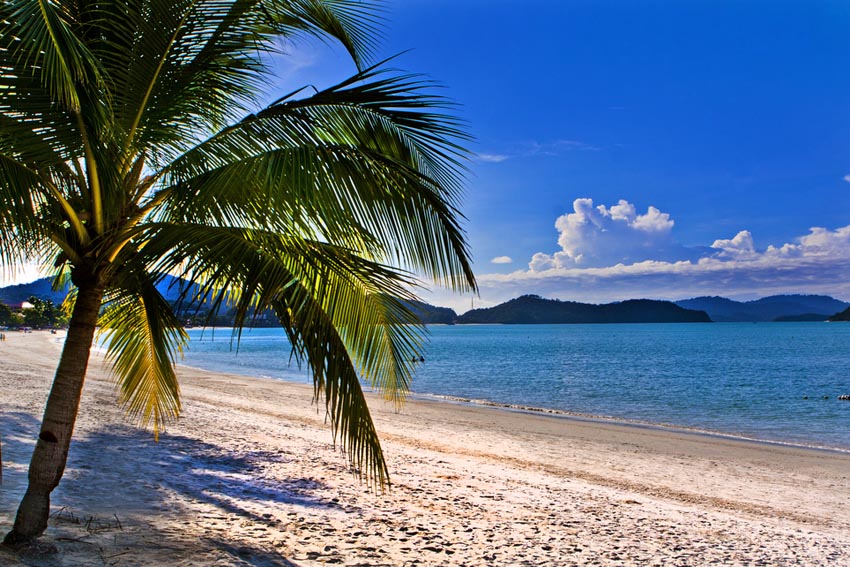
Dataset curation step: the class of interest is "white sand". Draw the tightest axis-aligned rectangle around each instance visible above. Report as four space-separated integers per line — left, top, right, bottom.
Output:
1 330 849 566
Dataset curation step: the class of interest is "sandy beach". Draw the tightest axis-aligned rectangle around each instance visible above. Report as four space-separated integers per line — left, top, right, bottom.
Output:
1 331 849 566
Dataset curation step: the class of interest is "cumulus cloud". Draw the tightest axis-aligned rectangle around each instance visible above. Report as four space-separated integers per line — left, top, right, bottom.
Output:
797 225 850 251
530 198 681 270
843 174 850 183
490 256 513 264
487 229 850 295
423 198 850 312
711 230 757 259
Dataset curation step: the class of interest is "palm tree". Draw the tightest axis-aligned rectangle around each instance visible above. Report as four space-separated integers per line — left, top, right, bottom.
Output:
1 0 475 545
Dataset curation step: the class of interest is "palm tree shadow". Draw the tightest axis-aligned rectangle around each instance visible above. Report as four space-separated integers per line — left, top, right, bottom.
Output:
0 411 43 505
203 539 302 567
64 424 355 521
4 419 356 565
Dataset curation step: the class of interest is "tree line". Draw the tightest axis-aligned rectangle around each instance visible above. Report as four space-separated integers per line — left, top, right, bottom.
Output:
0 297 277 330
0 297 68 330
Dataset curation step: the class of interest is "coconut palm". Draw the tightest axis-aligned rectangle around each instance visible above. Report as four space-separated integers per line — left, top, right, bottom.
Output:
1 0 475 545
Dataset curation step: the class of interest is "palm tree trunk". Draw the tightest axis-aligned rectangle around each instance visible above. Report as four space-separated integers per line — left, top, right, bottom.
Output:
4 281 104 546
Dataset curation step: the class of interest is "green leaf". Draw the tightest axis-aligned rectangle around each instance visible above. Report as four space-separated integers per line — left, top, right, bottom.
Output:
98 272 188 439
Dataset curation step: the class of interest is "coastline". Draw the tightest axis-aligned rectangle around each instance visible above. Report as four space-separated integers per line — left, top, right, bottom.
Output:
175 350 850 457
407 391 850 456
181 322 850 453
2 331 850 566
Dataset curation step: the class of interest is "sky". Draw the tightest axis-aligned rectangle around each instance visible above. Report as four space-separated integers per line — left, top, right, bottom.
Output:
370 0 850 312
6 1 850 313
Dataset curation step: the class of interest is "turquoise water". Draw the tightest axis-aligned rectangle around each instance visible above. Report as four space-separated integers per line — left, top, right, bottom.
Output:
182 323 850 451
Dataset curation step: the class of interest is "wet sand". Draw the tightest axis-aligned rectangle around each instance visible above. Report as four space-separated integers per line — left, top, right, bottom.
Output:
1 330 849 566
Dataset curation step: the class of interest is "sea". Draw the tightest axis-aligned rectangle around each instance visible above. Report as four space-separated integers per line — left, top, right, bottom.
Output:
180 322 850 452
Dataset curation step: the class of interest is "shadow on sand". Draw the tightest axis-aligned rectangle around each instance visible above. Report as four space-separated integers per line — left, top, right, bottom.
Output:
2 416 351 566
0 411 42 504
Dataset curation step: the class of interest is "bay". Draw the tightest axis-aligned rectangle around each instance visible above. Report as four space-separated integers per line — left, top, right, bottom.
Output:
181 322 850 451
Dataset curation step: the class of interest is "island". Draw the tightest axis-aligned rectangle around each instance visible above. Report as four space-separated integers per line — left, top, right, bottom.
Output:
456 295 711 324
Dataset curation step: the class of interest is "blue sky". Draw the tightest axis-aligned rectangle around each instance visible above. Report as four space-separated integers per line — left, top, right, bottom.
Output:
7 1 850 312
364 0 850 311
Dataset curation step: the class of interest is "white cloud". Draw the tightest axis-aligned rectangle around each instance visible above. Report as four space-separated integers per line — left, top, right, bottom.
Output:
426 199 850 312
531 139 600 154
843 174 850 183
476 139 599 163
632 206 674 232
490 256 513 264
797 224 850 251
477 153 510 163
270 42 321 74
531 198 681 270
711 230 757 259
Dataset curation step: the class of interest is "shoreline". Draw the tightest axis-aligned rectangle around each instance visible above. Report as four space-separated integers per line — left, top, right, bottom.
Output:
406 391 850 456
177 322 850 455
3 330 850 566
174 357 850 457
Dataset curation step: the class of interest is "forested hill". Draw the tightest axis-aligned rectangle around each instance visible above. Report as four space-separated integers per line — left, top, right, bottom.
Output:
456 295 711 324
675 295 849 322
0 278 70 306
6 279 847 325
0 278 461 326
828 307 850 322
0 276 191 307
405 300 458 324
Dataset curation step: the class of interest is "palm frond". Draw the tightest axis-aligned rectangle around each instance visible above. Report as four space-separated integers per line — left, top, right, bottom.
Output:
0 154 57 268
282 60 469 190
139 221 424 395
1 0 108 116
0 114 80 175
276 285 391 488
98 271 187 439
154 64 476 291
267 0 383 70
130 222 424 481
53 0 384 167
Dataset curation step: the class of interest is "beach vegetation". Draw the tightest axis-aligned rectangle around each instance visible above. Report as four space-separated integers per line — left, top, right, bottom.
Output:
0 0 474 545
21 296 68 330
0 301 18 327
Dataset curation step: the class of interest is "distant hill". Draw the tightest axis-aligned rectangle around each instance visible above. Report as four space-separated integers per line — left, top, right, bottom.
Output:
155 274 204 304
406 300 458 325
0 276 458 326
0 278 70 306
5 279 844 326
0 275 189 307
773 314 830 322
675 295 849 322
456 295 711 324
828 307 850 322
